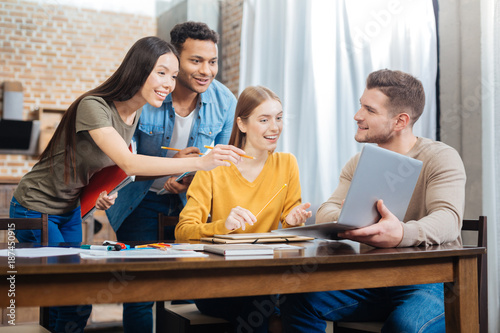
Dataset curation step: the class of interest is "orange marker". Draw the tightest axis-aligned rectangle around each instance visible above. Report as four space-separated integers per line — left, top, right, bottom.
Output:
135 243 172 250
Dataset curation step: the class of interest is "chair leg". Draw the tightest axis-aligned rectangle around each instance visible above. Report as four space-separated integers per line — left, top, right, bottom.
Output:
156 301 190 333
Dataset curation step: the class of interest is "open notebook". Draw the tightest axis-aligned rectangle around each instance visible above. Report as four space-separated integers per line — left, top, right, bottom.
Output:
200 233 314 244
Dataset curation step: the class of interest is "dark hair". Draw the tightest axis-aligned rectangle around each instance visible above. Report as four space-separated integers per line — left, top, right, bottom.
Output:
170 21 219 53
366 69 425 126
40 36 178 183
229 86 281 149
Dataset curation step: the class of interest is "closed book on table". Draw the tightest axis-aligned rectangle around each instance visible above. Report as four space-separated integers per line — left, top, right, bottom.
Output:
203 244 274 256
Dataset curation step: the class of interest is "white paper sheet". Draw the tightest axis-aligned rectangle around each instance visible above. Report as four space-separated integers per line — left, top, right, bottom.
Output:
0 247 84 258
0 247 208 259
79 248 208 259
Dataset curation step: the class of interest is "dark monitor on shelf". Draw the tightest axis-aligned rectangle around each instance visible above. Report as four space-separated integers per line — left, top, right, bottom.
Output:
0 119 40 155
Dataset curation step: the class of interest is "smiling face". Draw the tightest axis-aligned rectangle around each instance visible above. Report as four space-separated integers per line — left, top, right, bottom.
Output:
140 52 179 108
354 88 398 144
175 38 218 94
237 99 283 153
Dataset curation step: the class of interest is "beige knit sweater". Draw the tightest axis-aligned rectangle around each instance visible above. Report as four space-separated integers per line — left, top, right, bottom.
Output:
316 137 466 247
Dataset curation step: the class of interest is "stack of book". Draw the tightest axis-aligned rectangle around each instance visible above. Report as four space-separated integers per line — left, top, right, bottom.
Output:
203 244 275 257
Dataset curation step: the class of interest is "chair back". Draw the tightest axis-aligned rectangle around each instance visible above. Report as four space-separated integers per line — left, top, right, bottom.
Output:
0 214 49 244
158 213 179 241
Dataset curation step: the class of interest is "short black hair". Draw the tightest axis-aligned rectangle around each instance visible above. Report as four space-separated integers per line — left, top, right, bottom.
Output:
170 21 219 53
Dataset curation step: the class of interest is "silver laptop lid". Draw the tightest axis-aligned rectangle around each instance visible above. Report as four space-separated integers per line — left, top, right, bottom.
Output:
337 144 423 228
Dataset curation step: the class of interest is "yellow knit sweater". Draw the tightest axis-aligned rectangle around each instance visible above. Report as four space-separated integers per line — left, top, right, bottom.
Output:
175 152 303 240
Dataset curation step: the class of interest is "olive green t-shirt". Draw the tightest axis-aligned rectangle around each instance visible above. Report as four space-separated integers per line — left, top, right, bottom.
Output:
14 96 141 214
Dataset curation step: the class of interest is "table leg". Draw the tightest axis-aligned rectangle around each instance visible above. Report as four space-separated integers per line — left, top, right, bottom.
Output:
445 256 479 333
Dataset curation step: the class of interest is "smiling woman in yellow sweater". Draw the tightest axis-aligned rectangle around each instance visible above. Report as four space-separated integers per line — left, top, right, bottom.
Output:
175 86 311 240
175 86 312 333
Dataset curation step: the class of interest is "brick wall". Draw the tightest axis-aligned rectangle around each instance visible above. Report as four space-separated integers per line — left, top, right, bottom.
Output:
0 0 156 176
220 0 244 96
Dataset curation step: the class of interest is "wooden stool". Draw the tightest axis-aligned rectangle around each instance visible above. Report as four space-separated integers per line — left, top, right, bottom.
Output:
156 301 232 333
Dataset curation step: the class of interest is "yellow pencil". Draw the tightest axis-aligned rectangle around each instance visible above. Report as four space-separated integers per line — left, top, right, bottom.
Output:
203 145 255 159
161 146 204 156
255 184 288 218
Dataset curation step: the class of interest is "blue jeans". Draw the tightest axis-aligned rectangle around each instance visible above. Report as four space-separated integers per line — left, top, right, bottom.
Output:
10 197 92 333
10 197 83 243
195 295 280 333
117 191 182 333
281 284 445 333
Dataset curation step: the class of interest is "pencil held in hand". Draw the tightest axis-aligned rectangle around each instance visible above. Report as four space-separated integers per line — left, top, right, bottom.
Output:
255 184 287 218
204 145 255 159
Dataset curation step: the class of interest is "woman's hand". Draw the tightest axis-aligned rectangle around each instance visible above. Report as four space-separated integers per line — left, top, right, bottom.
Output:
95 191 118 210
199 144 245 170
285 202 312 226
225 206 257 231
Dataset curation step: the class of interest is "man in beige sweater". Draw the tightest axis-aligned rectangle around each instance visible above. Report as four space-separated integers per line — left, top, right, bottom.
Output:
281 69 466 333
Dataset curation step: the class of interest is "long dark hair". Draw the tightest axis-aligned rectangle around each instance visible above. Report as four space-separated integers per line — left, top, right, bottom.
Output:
40 36 178 183
229 86 281 149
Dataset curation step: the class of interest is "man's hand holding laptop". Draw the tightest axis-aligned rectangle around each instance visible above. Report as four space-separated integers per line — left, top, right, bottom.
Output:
338 199 404 248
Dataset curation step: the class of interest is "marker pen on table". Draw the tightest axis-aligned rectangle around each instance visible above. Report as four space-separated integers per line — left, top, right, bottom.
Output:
81 245 115 251
103 240 129 250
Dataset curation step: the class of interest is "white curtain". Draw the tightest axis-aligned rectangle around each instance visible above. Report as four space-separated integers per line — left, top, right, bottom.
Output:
481 0 499 331
239 0 438 207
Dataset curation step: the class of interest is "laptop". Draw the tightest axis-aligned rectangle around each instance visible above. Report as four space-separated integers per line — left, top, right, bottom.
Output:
272 144 423 239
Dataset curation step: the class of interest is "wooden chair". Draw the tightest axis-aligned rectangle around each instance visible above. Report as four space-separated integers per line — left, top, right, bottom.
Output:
334 216 488 333
0 214 50 332
0 214 48 244
156 302 232 333
156 214 231 332
159 213 212 240
158 213 179 241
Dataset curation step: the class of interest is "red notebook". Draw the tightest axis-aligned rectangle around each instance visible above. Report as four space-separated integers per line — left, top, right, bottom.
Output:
80 165 133 220
80 145 134 220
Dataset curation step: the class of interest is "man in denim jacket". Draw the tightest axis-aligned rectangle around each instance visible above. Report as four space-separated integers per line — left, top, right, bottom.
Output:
105 22 236 333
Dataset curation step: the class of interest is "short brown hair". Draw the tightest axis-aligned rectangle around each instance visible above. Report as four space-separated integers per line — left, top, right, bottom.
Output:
366 69 425 126
229 86 281 149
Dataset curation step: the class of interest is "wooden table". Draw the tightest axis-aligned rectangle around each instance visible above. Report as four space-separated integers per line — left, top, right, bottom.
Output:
0 241 484 332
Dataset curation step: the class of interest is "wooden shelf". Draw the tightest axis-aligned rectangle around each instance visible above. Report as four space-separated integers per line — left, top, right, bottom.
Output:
37 107 66 154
